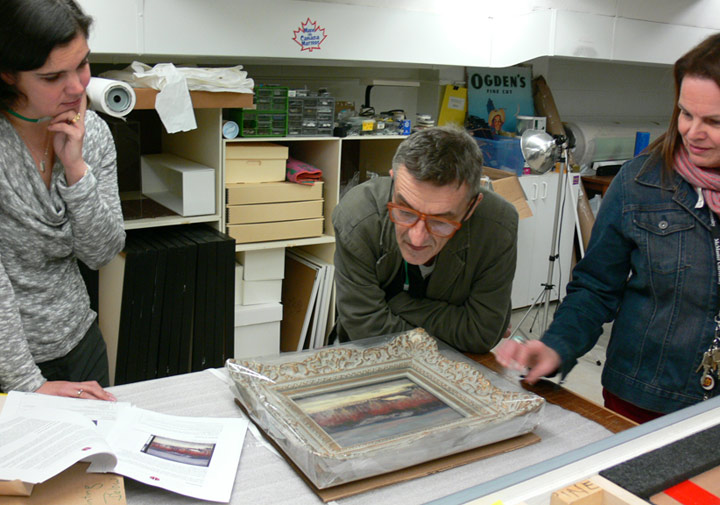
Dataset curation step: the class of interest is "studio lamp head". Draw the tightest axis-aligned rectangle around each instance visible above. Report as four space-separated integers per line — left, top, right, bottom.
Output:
520 129 569 174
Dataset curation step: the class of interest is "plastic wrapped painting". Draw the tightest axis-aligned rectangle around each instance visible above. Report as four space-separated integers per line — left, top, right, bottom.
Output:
227 328 544 489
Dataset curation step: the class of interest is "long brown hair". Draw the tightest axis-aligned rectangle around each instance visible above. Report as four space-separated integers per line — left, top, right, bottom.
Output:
649 33 720 176
0 0 92 109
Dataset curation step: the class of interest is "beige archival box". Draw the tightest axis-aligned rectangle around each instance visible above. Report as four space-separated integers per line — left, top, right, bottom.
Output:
225 142 289 183
227 218 324 244
227 200 323 225
226 181 323 205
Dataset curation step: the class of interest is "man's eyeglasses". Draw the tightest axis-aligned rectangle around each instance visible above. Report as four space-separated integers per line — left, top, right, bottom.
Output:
387 193 478 239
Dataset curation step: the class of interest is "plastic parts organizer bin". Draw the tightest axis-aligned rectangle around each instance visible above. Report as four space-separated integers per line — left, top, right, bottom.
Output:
475 136 525 176
230 86 288 137
287 95 335 137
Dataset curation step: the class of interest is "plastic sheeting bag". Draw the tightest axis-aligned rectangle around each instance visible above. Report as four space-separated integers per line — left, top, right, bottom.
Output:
101 61 254 93
101 62 255 134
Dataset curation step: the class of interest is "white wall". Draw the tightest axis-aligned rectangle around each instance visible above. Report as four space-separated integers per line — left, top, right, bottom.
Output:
82 0 707 128
530 57 674 123
80 0 720 67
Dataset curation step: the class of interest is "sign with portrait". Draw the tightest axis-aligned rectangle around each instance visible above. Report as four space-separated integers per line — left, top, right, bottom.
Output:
467 66 535 136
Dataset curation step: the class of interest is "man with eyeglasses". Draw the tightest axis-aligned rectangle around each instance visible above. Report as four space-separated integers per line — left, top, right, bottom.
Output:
332 125 518 353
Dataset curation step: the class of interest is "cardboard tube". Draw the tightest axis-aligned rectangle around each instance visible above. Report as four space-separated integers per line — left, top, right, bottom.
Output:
86 77 136 118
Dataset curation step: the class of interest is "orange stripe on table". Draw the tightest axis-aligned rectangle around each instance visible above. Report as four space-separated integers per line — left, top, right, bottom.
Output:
664 480 720 505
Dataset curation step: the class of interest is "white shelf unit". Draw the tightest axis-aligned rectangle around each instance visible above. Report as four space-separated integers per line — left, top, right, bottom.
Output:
122 107 224 230
223 136 341 264
116 104 582 322
123 214 222 231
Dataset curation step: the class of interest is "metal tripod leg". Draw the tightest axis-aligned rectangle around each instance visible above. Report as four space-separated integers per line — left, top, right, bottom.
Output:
509 153 568 340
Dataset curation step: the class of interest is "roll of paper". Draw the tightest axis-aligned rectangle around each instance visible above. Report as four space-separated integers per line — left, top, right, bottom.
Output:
564 120 666 168
222 120 239 139
86 77 136 118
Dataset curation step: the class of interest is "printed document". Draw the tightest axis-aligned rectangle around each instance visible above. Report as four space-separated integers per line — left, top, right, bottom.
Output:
0 392 248 503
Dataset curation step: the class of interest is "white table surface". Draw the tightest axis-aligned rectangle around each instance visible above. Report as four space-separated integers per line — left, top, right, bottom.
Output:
109 368 612 505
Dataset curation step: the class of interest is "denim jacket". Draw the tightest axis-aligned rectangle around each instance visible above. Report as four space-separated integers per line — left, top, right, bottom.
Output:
542 151 718 413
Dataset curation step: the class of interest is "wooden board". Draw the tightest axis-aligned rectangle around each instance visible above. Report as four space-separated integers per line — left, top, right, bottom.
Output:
532 76 565 137
133 88 253 110
0 463 126 505
468 352 638 434
549 476 649 505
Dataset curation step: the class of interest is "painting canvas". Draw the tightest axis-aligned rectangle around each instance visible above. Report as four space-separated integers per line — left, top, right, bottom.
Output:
294 377 464 447
227 329 544 489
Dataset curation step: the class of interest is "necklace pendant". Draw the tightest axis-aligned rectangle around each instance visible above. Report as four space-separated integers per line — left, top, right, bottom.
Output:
40 160 45 173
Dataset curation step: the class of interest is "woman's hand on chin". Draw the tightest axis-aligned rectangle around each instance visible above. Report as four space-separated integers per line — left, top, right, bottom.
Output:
48 94 88 185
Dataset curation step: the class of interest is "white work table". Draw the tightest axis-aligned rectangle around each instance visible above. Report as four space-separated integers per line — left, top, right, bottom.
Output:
109 367 612 504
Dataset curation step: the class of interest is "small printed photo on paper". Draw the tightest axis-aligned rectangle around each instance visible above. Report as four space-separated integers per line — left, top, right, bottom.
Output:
141 435 215 467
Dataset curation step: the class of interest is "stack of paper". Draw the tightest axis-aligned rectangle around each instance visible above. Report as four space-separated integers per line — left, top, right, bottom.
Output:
0 392 247 503
280 250 334 352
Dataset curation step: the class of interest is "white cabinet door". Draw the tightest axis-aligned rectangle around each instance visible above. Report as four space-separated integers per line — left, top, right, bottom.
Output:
511 172 579 309
78 0 142 54
511 176 540 309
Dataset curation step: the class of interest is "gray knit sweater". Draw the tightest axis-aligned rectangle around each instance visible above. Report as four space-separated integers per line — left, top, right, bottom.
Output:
0 111 125 392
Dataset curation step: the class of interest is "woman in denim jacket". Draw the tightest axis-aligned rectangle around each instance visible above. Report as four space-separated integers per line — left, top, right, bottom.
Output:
496 32 720 423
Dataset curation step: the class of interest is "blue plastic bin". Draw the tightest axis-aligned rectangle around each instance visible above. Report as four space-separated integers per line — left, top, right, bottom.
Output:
475 136 525 176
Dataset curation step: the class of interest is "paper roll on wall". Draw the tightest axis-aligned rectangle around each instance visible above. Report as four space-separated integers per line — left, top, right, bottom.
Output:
564 120 667 168
86 77 136 118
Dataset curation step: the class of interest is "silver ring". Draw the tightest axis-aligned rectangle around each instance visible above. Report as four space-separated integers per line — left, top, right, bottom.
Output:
510 334 528 344
77 388 83 397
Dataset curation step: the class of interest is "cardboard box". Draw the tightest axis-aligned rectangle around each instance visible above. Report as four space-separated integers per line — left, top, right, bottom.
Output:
134 88 253 110
227 200 323 225
226 181 323 205
238 279 282 305
234 300 283 326
483 166 533 220
227 218 324 244
141 153 215 216
234 321 281 359
236 248 285 281
234 302 283 359
235 263 282 304
226 142 289 161
225 142 289 184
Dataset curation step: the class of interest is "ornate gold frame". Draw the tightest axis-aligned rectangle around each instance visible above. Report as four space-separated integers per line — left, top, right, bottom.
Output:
227 329 544 488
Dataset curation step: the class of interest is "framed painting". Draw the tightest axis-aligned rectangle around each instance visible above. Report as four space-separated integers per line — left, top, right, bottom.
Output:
227 329 544 489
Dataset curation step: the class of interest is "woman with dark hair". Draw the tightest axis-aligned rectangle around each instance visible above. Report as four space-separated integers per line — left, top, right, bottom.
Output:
495 32 720 423
0 0 125 400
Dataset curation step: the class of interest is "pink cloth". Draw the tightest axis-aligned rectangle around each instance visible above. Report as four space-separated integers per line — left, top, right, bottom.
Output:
286 157 323 185
674 146 720 214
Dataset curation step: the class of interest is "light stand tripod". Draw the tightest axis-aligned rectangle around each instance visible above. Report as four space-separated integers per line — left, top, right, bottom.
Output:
510 133 572 340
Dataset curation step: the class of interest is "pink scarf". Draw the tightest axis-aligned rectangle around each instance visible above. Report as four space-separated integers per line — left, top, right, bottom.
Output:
674 146 720 214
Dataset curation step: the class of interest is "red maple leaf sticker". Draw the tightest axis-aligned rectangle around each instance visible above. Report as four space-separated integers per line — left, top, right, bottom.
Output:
150 476 160 481
292 18 327 52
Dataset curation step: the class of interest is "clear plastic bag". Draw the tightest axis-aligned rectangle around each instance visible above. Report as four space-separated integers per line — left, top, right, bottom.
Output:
100 61 254 93
339 170 378 200
226 329 544 489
